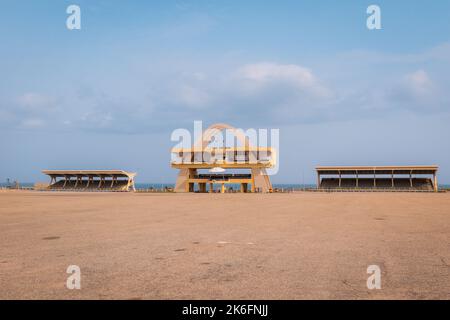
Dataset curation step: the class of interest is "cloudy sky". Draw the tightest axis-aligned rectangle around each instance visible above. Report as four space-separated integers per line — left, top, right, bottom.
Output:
1 0 450 184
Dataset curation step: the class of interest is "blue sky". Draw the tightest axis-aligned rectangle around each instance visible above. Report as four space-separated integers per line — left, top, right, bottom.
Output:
1 0 450 184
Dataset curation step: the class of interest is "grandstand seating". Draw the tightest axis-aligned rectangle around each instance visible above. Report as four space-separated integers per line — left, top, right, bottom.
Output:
316 166 438 192
47 178 132 191
320 178 433 191
43 170 136 192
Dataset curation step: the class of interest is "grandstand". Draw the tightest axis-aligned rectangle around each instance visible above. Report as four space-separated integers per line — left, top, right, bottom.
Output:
42 170 136 192
171 123 276 193
316 166 438 192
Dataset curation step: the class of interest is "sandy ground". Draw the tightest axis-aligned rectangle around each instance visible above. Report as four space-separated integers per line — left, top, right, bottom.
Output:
0 190 449 300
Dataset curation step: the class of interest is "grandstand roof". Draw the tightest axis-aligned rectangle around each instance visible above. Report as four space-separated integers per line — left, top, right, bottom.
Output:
315 165 438 175
42 170 136 178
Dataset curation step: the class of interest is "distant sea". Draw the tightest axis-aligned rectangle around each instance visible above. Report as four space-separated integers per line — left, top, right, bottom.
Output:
134 183 318 191
1 182 449 190
0 182 317 190
134 183 450 191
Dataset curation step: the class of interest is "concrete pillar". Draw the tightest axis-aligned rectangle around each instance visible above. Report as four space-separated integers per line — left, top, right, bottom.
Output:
391 171 394 188
410 171 413 188
251 168 272 193
374 171 376 188
317 172 320 189
175 169 190 193
434 173 438 192
356 171 359 188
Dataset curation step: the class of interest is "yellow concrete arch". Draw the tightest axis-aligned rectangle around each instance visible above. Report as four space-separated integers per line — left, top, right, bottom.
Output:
195 123 251 149
174 123 274 193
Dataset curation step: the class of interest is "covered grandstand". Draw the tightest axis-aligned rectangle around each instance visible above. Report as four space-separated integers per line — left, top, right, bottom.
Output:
316 165 438 192
42 170 136 192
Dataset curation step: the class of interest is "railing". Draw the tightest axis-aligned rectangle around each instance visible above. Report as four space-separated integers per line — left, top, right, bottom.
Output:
312 187 438 193
193 174 252 180
135 188 174 193
0 186 34 191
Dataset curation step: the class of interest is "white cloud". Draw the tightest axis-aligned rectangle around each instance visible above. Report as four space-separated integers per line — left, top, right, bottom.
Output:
176 84 210 108
4 46 450 133
403 70 434 97
80 111 113 128
384 69 442 112
235 62 331 99
337 42 450 64
17 93 57 111
20 118 45 128
238 63 315 84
